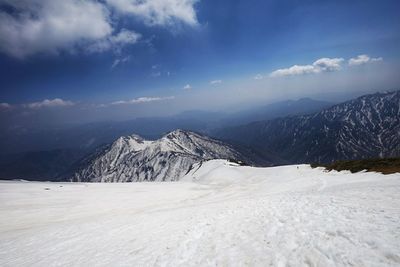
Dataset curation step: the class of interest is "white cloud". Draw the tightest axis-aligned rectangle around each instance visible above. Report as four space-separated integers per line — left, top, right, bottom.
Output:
0 0 113 58
183 84 192 90
348 54 383 66
254 74 264 80
270 65 315 77
105 0 199 26
88 29 141 54
270 57 344 77
26 98 74 109
111 96 175 105
210 80 222 84
313 58 344 72
0 0 198 58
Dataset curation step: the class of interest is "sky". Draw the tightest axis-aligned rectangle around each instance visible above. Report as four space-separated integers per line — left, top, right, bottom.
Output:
0 0 400 124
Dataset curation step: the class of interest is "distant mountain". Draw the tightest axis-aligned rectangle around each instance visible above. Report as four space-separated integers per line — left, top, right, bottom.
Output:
0 149 83 181
70 130 256 182
0 98 332 156
219 98 333 127
215 91 400 163
0 117 211 155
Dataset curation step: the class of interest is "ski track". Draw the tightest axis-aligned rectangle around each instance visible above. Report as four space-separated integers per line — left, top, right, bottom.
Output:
0 161 400 267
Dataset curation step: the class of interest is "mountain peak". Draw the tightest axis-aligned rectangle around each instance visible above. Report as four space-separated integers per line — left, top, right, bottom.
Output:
164 129 187 136
161 129 202 146
71 130 246 182
113 133 151 153
163 129 196 139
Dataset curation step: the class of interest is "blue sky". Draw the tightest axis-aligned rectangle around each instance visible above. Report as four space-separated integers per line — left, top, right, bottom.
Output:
0 0 400 121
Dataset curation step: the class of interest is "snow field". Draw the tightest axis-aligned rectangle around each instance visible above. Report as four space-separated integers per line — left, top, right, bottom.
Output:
0 160 399 266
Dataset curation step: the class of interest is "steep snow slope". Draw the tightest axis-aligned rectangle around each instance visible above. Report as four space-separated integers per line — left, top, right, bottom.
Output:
72 130 245 182
1 161 399 266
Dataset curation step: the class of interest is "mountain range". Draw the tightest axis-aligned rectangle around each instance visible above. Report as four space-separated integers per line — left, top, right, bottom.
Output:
0 98 333 155
0 91 399 181
215 91 400 164
0 97 329 180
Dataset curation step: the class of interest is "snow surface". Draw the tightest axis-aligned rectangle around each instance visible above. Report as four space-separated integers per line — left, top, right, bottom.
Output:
1 160 400 266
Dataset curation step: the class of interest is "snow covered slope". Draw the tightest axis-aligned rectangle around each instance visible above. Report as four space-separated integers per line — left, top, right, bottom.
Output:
1 161 399 266
71 130 245 182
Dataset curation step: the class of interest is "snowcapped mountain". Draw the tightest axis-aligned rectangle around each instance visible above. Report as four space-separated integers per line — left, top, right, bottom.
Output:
71 130 246 182
216 91 400 163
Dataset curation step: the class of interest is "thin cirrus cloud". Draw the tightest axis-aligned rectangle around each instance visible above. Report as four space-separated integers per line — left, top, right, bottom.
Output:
254 74 264 80
1 97 175 111
0 0 199 59
111 55 131 69
270 57 344 77
210 80 222 85
348 54 383 66
183 84 192 90
110 96 175 105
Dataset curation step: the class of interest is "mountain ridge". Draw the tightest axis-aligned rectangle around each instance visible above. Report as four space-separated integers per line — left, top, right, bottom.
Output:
71 129 254 182
215 90 400 164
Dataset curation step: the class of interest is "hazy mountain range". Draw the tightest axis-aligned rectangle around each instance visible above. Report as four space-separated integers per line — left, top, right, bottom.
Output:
1 91 399 181
0 98 334 155
0 97 330 180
